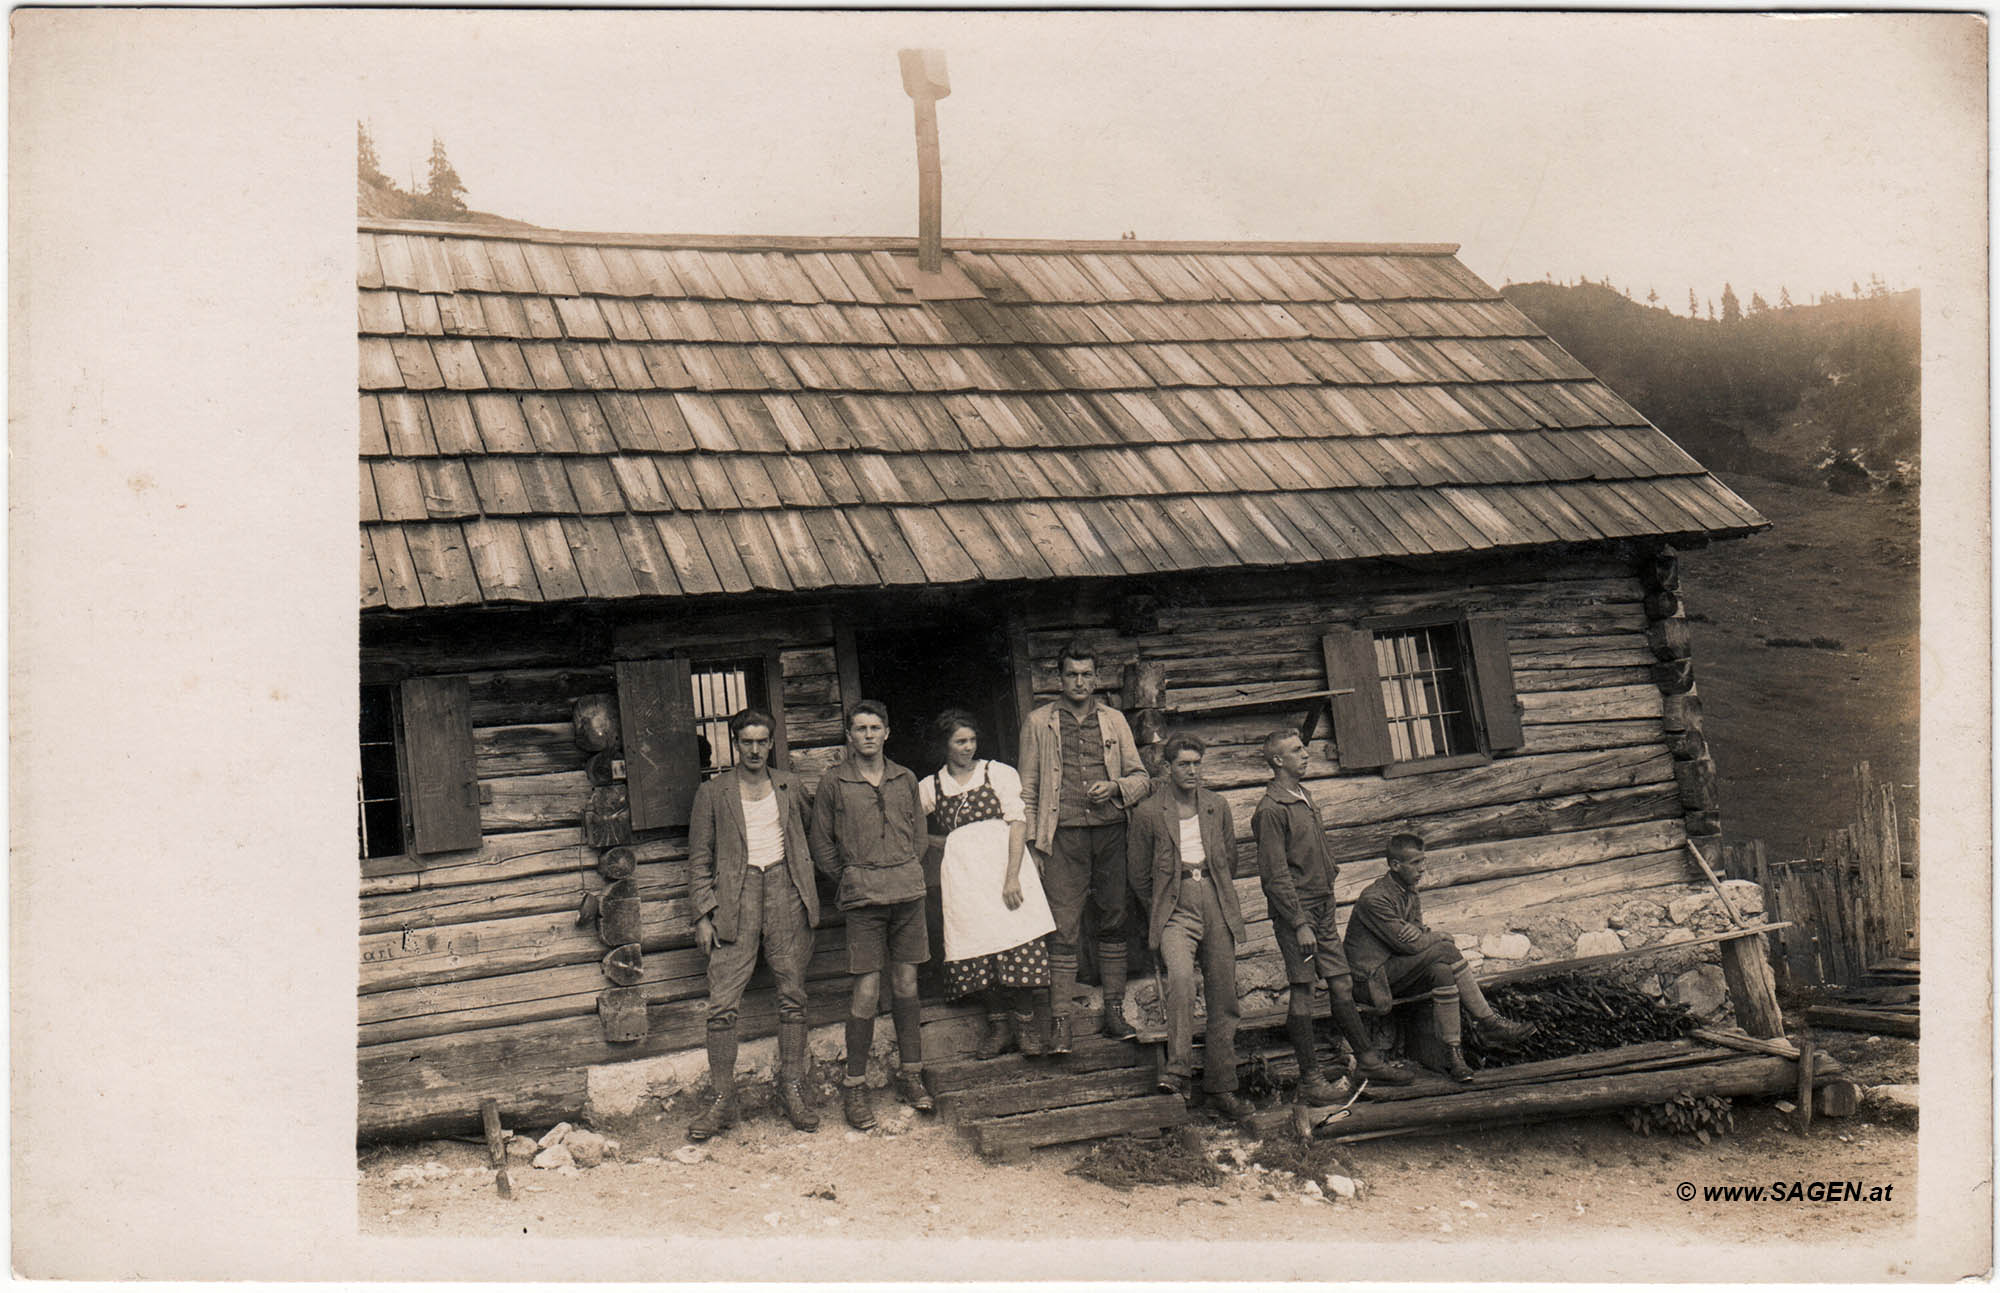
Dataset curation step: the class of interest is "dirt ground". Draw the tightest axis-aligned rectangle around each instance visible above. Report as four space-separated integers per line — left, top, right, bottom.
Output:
359 1031 1915 1253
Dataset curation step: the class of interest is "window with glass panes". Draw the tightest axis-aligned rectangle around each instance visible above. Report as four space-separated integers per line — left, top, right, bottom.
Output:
358 684 406 858
1371 625 1478 763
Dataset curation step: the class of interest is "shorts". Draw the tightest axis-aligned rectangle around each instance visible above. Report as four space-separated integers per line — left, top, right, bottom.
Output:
1273 892 1351 985
846 897 930 974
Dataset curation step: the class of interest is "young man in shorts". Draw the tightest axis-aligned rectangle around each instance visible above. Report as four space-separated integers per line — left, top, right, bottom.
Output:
1252 729 1417 1099
809 700 932 1129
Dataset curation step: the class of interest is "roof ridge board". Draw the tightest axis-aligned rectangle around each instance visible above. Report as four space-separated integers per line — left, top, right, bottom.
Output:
360 220 1463 258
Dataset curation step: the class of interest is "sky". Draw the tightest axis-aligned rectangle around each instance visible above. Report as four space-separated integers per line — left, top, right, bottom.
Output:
357 11 1983 312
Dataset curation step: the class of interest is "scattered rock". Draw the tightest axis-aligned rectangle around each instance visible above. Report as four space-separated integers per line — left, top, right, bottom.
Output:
763 1211 783 1228
1301 1179 1323 1198
1523 915 1580 954
1574 930 1624 958
532 1144 575 1171
1459 1199 1479 1209
567 1130 608 1167
506 1135 538 1160
925 1203 942 1214
1451 933 1480 951
537 1122 573 1149
1324 1174 1357 1201
1635 975 1663 1000
1439 1220 1454 1233
671 1144 709 1165
1479 933 1532 961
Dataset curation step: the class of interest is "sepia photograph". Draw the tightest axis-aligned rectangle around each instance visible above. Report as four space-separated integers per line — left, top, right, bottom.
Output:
11 8 1989 1282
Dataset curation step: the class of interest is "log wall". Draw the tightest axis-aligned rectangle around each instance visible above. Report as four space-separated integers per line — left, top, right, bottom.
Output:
358 547 1724 1140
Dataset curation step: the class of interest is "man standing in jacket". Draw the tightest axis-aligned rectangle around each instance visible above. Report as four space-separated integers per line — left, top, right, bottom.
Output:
1346 833 1535 1081
809 700 932 1130
1018 643 1152 1051
1252 729 1417 1099
1129 734 1253 1121
687 709 820 1141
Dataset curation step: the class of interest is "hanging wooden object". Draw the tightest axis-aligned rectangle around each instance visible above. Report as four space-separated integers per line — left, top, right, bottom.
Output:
572 694 622 752
584 784 633 848
598 877 642 946
601 943 645 986
597 845 637 880
598 987 648 1042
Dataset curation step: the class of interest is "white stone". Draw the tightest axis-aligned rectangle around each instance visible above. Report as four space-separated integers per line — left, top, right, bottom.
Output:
1870 1084 1919 1116
1325 1174 1357 1201
1452 933 1480 950
1480 933 1532 960
671 1145 709 1165
1671 965 1730 1018
763 1211 783 1228
1574 930 1625 957
1636 975 1663 1000
506 1135 538 1160
1667 892 1713 924
532 1144 576 1171
1302 1180 1323 1198
537 1122 573 1149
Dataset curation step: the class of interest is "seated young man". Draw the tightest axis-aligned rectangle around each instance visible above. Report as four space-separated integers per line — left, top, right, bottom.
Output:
1344 833 1536 1081
1128 734 1253 1122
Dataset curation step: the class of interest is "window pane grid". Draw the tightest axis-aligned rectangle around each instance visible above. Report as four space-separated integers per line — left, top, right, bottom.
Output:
690 659 761 777
1374 626 1474 762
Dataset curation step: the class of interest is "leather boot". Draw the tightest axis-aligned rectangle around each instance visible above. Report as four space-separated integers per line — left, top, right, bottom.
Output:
1048 1012 1073 1056
1296 1070 1346 1105
1100 996 1138 1042
842 1079 877 1130
975 1012 1014 1060
776 1020 819 1133
1354 1053 1420 1086
1444 1045 1475 1082
687 1025 739 1141
1473 1013 1538 1050
1012 1010 1043 1058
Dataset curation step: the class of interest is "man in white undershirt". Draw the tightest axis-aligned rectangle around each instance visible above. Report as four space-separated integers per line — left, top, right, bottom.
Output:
1128 733 1253 1122
687 709 821 1141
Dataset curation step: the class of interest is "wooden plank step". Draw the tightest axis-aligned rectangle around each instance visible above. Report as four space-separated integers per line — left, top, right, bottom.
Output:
973 1094 1192 1161
1804 1005 1920 1038
936 1066 1161 1124
923 1034 1151 1095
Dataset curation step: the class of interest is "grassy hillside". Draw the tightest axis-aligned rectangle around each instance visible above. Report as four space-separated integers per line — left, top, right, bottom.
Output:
1503 283 1919 492
1677 472 1919 864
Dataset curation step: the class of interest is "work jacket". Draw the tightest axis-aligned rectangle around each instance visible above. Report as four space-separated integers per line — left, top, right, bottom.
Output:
1016 699 1151 854
687 768 819 942
808 754 928 911
1128 788 1246 951
1344 871 1456 1006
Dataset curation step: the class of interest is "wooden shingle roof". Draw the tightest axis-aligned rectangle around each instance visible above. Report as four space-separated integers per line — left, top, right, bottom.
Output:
358 219 1766 610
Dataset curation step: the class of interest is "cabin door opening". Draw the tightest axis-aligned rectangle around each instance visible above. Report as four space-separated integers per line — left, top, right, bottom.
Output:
853 600 1020 1001
852 603 1019 775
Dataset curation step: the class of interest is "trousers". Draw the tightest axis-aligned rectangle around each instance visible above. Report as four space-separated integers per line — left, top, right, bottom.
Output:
1159 877 1240 1093
705 861 814 1027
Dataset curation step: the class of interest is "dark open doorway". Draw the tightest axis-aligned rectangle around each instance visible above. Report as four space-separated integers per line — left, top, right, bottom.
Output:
852 599 1020 778
851 596 1022 1000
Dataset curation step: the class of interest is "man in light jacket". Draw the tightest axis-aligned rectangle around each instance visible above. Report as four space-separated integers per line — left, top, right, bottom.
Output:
687 708 820 1141
1017 641 1152 1051
1129 733 1253 1121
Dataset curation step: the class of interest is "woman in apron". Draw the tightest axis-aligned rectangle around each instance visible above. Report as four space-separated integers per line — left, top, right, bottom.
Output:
921 709 1057 1058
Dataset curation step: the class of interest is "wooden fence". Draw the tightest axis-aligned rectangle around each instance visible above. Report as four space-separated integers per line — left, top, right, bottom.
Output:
1720 763 1916 991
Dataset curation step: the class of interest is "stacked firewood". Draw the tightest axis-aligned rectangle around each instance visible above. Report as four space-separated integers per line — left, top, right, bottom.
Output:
1469 976 1697 1068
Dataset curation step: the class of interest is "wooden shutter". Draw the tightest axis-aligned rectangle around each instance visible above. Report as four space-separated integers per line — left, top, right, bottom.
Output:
400 675 481 854
1465 614 1525 751
617 657 701 831
1321 626 1393 771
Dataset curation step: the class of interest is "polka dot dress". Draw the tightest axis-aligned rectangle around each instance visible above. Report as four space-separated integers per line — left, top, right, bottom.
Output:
933 763 1053 999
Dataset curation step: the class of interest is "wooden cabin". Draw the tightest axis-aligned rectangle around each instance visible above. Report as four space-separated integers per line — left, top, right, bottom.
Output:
357 219 1768 1140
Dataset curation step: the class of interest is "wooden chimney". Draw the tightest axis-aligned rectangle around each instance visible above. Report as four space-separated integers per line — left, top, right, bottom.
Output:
898 48 950 274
